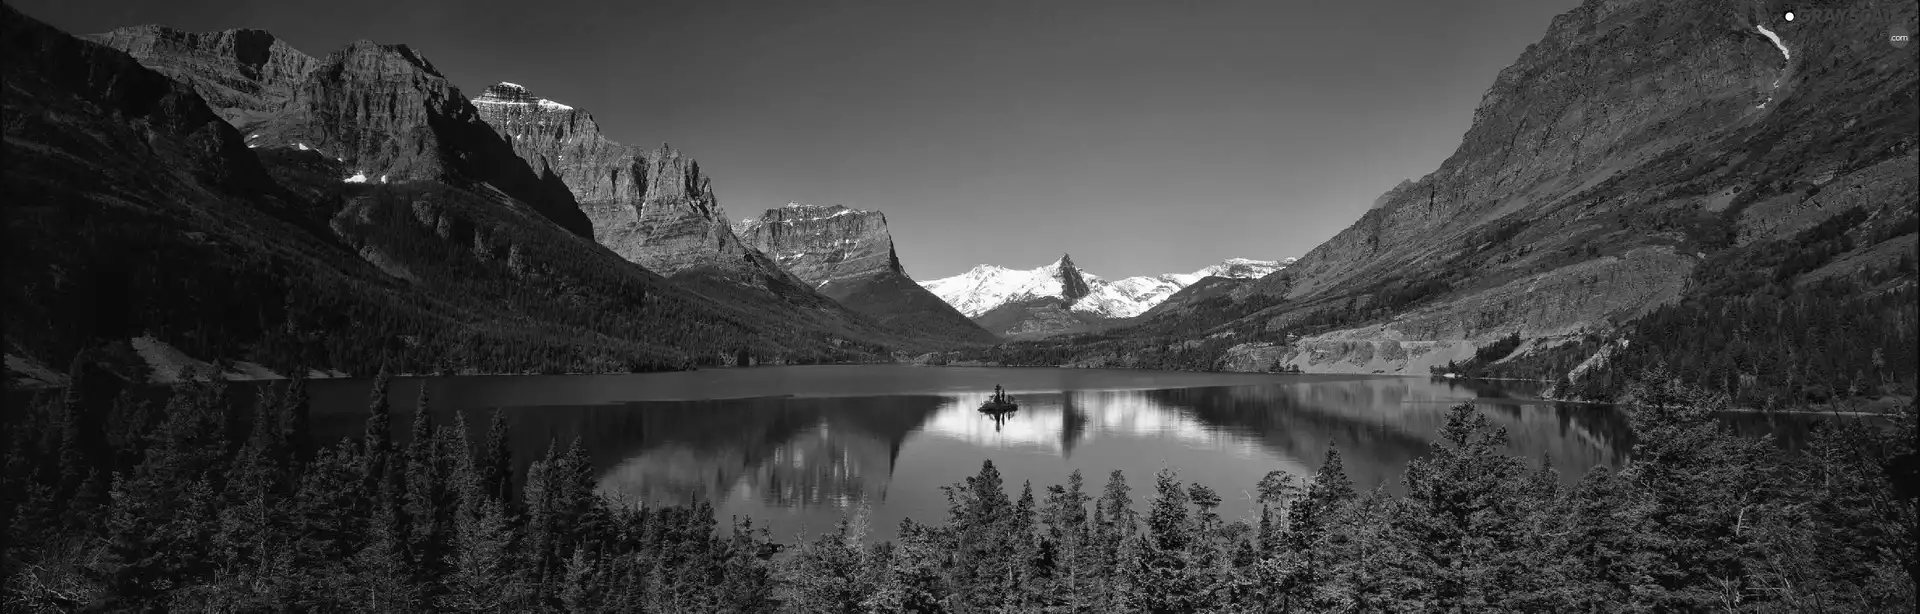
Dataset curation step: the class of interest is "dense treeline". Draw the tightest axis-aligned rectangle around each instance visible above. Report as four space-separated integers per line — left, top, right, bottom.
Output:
2 366 781 612
6 364 1914 611
1428 332 1524 378
1551 275 1917 406
1510 204 1919 406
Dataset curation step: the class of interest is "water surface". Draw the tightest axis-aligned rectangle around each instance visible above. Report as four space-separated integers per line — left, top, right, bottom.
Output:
306 366 1636 541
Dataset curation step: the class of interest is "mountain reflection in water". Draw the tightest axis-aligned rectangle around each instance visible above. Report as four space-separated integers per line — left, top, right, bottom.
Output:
302 368 1647 540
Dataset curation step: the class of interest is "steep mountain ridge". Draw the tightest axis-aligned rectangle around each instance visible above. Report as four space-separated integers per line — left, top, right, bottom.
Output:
734 203 995 344
75 33 581 240
470 82 793 282
1197 0 1919 374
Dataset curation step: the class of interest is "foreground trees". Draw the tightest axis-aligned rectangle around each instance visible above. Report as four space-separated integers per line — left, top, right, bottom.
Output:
4 368 1914 612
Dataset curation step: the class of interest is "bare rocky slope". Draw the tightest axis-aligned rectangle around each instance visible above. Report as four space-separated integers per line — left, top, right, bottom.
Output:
1190 0 1917 375
469 82 793 283
734 203 995 344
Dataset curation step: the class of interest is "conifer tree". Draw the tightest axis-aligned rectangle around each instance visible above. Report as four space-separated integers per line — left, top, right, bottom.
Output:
403 383 450 592
521 440 561 604
1280 445 1356 610
1039 470 1095 610
1397 404 1531 609
441 496 522 611
479 410 514 504
281 374 314 468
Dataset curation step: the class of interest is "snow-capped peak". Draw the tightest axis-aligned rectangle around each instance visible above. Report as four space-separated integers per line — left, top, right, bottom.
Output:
473 81 575 112
921 256 1290 319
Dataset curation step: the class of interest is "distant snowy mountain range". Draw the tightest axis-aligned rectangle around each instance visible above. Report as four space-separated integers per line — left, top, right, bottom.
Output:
922 255 1295 320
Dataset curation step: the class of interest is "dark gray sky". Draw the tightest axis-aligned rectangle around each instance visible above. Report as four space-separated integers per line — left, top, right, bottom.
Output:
19 0 1581 279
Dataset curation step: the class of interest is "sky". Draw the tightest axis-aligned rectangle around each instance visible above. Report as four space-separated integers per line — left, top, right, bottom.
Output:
18 0 1582 280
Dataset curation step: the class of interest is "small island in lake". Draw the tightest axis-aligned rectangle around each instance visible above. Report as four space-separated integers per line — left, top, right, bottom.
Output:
979 384 1019 414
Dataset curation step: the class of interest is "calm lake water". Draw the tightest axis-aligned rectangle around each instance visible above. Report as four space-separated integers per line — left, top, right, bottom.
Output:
295 365 1796 542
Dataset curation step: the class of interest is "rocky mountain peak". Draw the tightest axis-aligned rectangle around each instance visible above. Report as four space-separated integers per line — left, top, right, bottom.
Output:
87 23 318 129
474 81 576 111
328 39 439 76
481 81 535 101
923 256 1291 323
1053 254 1092 301
642 144 719 217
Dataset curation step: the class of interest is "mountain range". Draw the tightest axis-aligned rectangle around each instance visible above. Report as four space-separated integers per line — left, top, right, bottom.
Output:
950 0 1916 407
4 0 1915 407
2 5 990 382
922 255 1293 339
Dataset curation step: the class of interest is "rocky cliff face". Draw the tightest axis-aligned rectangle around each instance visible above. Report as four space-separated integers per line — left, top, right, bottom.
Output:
87 25 318 131
470 82 639 205
1196 0 1918 374
470 82 793 281
735 203 995 344
734 203 902 287
240 42 593 238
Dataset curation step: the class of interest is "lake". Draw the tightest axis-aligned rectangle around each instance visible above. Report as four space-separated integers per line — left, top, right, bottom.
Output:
297 365 1701 541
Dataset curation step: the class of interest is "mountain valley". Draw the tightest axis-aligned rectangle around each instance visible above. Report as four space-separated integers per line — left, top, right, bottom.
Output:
5 0 1918 610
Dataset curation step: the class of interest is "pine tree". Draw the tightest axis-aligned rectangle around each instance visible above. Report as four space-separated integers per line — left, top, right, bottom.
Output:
1279 445 1356 610
440 497 523 611
478 410 514 504
1396 403 1531 609
521 440 561 605
403 383 449 594
1136 467 1208 612
778 510 871 613
715 516 778 613
348 475 419 612
282 374 314 468
1009 480 1040 610
1093 469 1138 611
1039 470 1095 611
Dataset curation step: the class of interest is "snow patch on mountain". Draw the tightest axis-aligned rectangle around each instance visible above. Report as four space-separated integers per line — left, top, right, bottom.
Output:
1755 24 1789 61
922 256 1294 319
